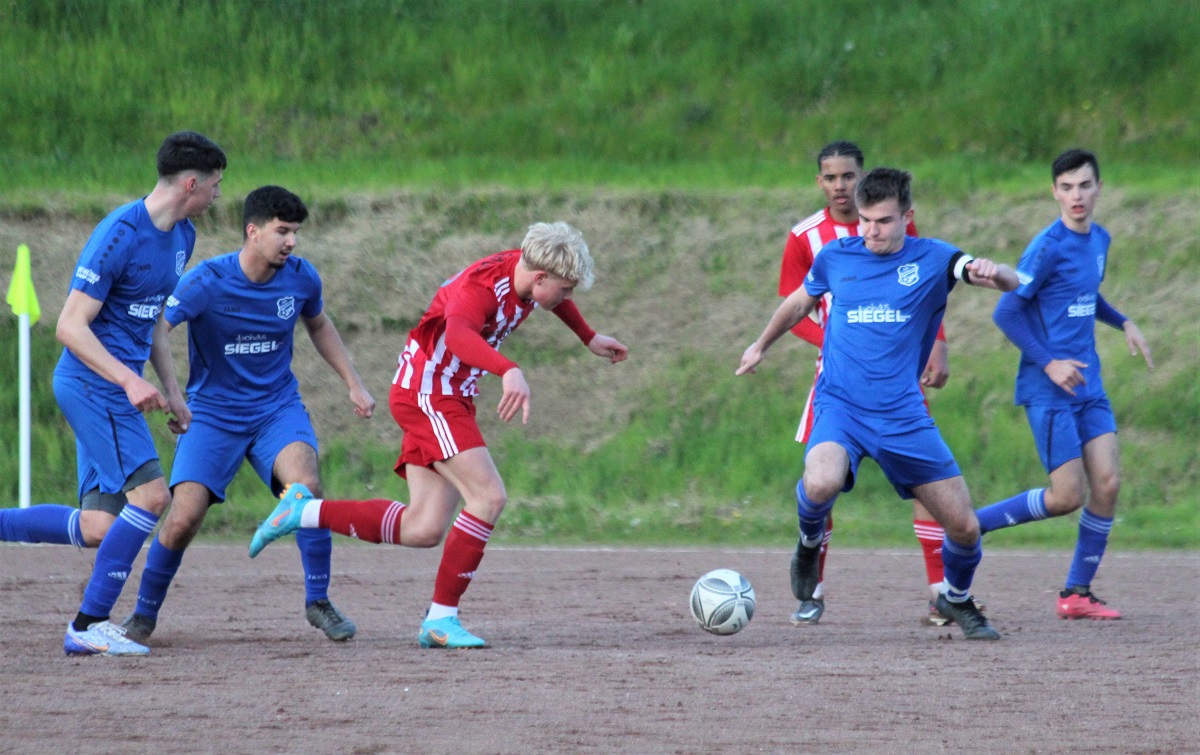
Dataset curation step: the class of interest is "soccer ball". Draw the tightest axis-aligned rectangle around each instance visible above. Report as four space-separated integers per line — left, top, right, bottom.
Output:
689 568 755 635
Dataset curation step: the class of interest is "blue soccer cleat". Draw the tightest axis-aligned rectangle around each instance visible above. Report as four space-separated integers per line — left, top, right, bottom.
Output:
64 620 150 657
249 482 313 558
418 616 487 649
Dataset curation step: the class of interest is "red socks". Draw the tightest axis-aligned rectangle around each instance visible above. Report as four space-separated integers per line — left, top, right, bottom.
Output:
432 511 493 608
816 513 833 583
318 499 406 544
913 519 946 587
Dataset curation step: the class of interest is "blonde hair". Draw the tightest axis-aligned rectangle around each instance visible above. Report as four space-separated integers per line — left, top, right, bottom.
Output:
520 222 595 290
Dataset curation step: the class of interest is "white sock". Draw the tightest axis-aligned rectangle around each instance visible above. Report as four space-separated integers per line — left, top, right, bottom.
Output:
426 602 458 622
299 500 324 528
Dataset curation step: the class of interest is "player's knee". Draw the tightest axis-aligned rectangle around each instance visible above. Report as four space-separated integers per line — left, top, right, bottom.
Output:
157 514 201 550
944 516 980 545
1046 483 1086 515
1092 468 1121 505
800 473 840 504
79 513 111 548
402 523 445 548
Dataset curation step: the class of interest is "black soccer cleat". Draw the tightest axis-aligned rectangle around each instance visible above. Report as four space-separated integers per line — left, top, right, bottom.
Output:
934 594 1000 640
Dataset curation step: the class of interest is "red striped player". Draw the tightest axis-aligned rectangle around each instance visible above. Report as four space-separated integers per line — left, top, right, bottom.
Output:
251 222 628 648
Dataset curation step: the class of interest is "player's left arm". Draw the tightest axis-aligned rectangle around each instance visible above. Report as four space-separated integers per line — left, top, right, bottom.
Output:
551 299 628 364
1096 294 1154 369
147 312 190 434
302 311 376 418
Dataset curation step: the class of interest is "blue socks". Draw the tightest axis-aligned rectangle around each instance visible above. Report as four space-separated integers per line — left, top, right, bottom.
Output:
1065 509 1113 590
134 537 186 620
0 504 84 546
78 504 158 619
795 480 836 547
976 488 1047 535
941 536 983 601
296 528 333 604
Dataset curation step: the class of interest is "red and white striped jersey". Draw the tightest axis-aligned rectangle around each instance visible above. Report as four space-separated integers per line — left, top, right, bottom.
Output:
394 250 533 397
779 207 925 344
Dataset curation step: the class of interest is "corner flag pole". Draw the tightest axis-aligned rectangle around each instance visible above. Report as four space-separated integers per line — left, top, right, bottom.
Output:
6 244 41 509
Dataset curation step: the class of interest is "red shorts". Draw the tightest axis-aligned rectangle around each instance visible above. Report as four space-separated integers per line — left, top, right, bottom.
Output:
389 385 486 478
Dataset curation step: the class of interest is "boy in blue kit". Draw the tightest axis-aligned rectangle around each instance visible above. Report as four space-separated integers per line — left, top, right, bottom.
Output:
0 131 227 656
737 168 1019 640
119 185 376 645
976 149 1152 620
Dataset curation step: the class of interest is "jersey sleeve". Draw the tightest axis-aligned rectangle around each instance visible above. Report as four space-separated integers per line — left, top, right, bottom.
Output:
1012 236 1055 300
443 315 518 376
550 299 596 345
803 245 831 298
778 232 813 297
71 221 135 302
165 264 211 327
299 259 324 318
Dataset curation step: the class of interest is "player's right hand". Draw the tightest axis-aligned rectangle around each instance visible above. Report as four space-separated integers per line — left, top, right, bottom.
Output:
736 343 764 376
125 375 169 413
1044 358 1088 396
498 367 531 424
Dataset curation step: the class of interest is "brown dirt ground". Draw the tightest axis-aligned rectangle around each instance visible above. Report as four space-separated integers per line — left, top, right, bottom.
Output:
0 543 1196 754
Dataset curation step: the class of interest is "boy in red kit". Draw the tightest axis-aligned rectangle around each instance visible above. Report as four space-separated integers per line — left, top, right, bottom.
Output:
251 222 628 648
780 141 960 627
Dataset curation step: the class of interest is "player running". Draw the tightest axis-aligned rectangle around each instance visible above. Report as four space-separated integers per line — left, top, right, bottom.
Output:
975 149 1152 620
119 186 374 646
0 132 226 656
738 168 1018 640
249 222 628 648
779 141 957 626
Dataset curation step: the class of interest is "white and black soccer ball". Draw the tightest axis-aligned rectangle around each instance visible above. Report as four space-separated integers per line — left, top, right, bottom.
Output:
690 568 755 635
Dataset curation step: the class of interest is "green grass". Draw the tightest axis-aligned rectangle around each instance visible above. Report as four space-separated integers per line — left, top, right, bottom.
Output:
2 0 1198 197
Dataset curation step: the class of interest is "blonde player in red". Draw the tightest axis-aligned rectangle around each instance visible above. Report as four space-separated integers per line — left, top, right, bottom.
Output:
251 222 628 648
781 141 958 627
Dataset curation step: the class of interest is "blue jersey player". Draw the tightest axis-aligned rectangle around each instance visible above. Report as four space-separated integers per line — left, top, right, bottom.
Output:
0 132 227 656
737 168 1019 640
976 149 1152 620
118 186 376 647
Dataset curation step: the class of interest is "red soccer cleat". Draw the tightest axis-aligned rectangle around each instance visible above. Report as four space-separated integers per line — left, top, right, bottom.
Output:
1057 588 1122 620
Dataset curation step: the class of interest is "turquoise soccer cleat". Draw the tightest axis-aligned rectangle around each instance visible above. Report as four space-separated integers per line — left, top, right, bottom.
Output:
249 482 313 558
418 615 487 649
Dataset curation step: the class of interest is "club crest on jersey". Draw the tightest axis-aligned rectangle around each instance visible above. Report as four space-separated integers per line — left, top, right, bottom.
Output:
175 251 186 276
276 296 295 319
897 263 920 287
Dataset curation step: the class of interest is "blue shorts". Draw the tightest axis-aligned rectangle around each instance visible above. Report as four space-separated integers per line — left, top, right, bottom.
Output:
170 398 318 502
54 372 163 507
1024 397 1117 473
806 402 961 500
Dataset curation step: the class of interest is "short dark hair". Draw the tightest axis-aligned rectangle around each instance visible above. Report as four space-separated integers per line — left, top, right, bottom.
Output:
156 131 226 178
855 167 912 213
817 140 865 170
243 186 309 237
1051 148 1100 182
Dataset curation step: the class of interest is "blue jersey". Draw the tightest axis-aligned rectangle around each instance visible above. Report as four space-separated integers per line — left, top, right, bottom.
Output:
805 236 967 415
1009 219 1110 406
55 199 194 383
165 252 323 414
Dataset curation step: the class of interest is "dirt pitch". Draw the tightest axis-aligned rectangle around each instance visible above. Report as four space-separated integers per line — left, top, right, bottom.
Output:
0 543 1195 754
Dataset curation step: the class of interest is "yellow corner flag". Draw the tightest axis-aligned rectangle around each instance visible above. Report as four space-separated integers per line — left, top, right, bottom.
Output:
7 244 41 325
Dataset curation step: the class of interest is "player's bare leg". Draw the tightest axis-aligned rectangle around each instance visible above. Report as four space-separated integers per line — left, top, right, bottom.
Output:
911 477 999 640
